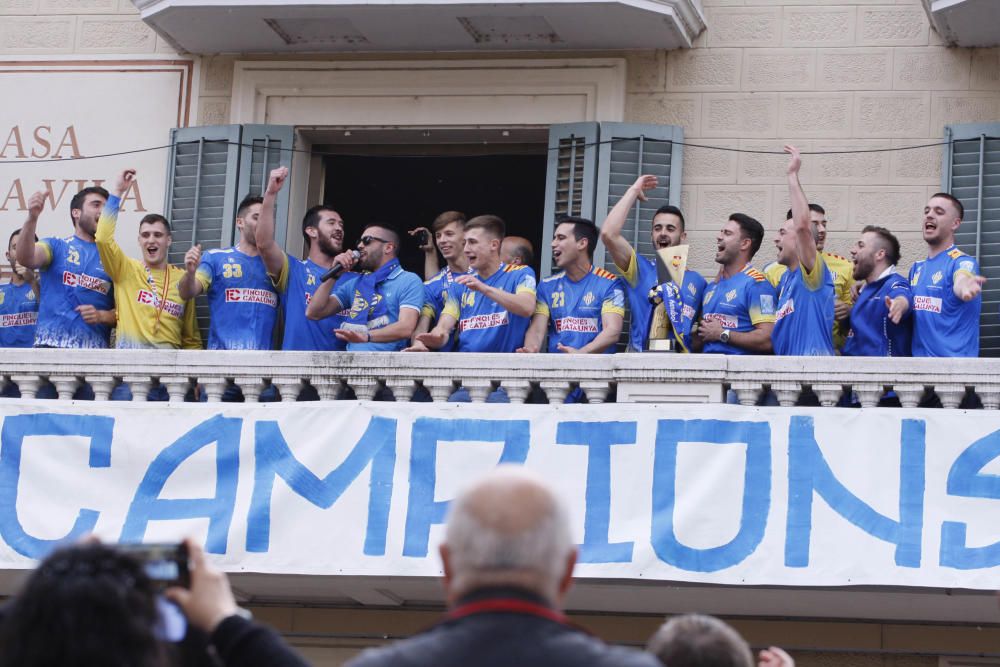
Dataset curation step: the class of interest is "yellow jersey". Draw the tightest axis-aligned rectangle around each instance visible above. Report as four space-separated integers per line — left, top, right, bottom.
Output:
95 195 201 350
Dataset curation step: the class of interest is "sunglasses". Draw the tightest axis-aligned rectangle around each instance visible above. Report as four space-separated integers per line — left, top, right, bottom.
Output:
358 235 390 246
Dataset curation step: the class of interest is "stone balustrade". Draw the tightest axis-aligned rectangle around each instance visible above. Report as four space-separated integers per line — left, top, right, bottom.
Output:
0 349 995 407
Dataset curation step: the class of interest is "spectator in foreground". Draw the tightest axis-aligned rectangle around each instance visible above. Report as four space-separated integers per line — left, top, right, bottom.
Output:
0 540 309 667
647 613 794 667
347 466 659 667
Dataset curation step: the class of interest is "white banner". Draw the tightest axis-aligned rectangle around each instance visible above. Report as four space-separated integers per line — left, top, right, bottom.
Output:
0 400 998 589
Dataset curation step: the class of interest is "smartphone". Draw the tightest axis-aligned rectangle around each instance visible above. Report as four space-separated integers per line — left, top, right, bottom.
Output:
415 229 430 246
118 542 190 589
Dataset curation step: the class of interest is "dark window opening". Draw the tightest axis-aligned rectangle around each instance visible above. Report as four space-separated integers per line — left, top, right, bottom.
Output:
323 151 547 277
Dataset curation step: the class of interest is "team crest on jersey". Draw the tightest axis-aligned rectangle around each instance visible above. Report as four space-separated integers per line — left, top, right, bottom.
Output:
911 267 921 286
704 289 715 304
932 271 943 285
583 291 595 306
350 292 369 315
725 289 737 302
687 282 696 296
307 273 316 286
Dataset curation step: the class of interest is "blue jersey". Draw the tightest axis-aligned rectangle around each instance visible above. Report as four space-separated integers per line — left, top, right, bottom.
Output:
700 265 777 355
443 263 536 353
421 266 470 352
536 266 626 353
277 254 355 351
332 263 423 352
618 249 706 351
843 271 912 357
772 255 835 356
0 282 39 348
909 245 981 357
34 235 114 348
196 247 278 350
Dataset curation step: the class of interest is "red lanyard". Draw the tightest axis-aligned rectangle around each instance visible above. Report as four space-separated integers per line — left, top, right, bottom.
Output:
446 598 569 626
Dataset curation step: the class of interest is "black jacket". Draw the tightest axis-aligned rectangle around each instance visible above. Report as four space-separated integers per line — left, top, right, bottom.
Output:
346 587 660 667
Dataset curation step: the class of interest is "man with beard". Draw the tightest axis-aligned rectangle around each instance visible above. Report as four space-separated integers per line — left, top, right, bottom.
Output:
769 146 836 357
909 193 984 357
842 226 912 357
307 223 423 351
694 213 775 355
179 193 278 350
256 166 354 351
17 185 116 349
600 175 706 352
518 216 624 355
411 211 470 352
94 168 200 351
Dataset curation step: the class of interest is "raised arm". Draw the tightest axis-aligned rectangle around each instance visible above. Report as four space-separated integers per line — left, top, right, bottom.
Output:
786 145 817 274
94 168 136 280
408 227 439 280
257 166 288 279
178 244 204 300
599 174 657 275
16 192 51 270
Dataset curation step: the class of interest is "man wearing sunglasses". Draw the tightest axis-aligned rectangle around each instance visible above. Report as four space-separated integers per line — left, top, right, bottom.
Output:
307 224 423 350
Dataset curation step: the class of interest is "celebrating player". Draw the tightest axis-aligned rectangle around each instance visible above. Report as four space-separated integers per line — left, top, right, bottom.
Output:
600 175 706 352
519 216 624 355
769 145 836 356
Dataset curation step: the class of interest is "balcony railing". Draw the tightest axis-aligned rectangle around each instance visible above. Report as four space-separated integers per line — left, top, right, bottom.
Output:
2 349 997 408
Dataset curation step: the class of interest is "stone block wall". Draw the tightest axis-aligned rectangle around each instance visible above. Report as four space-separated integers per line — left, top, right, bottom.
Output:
626 0 1000 275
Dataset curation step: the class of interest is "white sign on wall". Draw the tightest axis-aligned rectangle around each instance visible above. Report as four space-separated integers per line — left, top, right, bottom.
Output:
0 60 193 259
0 400 998 591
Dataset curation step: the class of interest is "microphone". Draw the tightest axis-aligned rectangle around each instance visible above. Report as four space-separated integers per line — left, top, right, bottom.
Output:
320 250 360 283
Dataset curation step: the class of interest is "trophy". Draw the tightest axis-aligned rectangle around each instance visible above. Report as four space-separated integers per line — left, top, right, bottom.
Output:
647 244 689 352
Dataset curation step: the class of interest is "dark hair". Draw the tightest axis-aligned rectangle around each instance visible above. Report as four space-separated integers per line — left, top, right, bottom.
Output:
930 192 964 220
466 214 506 241
0 543 168 667
236 194 263 220
139 214 171 234
69 186 110 225
862 225 902 265
8 229 38 248
647 614 753 667
432 211 467 233
654 205 686 232
729 213 765 259
302 205 338 247
556 215 599 260
785 203 826 220
362 223 400 248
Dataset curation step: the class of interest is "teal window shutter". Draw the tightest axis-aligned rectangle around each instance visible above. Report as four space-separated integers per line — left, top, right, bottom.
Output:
594 123 684 275
944 123 1000 356
541 123 599 278
237 125 296 248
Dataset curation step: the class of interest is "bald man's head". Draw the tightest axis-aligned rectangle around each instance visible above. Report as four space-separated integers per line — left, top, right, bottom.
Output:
500 236 534 267
440 466 576 606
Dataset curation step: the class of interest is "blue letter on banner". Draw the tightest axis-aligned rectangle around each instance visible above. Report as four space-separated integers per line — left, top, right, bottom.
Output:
0 413 114 558
121 414 241 554
403 418 529 558
247 416 396 556
940 428 1000 569
651 419 771 572
785 417 925 568
557 421 636 563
